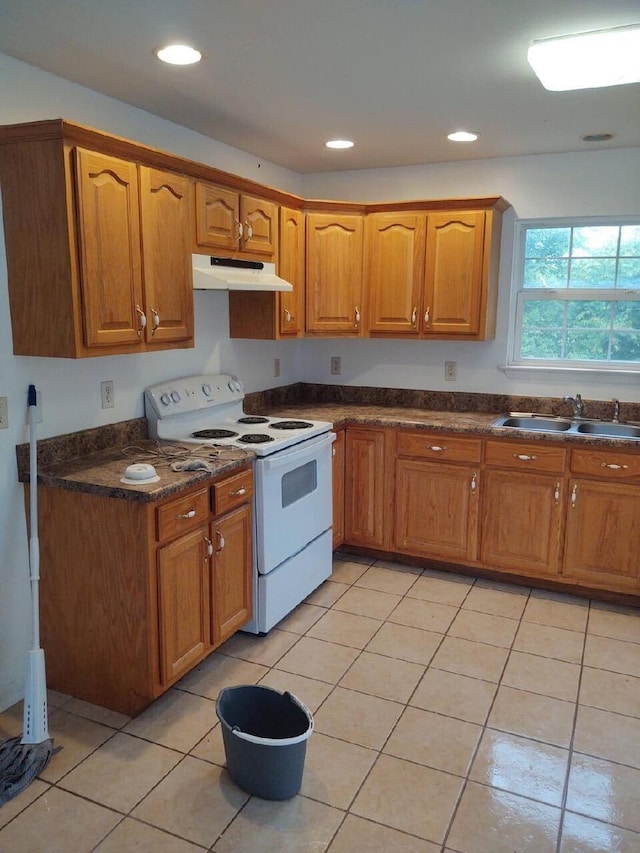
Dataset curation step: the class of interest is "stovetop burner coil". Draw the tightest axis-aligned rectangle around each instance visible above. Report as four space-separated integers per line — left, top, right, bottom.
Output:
237 433 275 444
270 420 314 430
237 416 270 424
191 428 239 439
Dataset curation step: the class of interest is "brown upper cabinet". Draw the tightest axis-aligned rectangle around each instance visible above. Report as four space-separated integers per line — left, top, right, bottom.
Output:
306 212 364 335
228 205 305 340
0 126 193 357
366 205 502 340
194 181 278 259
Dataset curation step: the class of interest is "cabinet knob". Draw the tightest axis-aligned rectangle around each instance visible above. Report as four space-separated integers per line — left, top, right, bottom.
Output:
428 445 447 453
216 530 225 552
244 221 253 240
354 306 361 328
150 306 160 336
411 306 417 326
424 306 431 325
176 509 196 519
235 220 244 242
470 472 477 493
600 462 628 470
571 484 577 508
204 536 213 558
229 487 246 496
284 307 292 323
514 453 537 462
554 481 560 506
135 304 147 337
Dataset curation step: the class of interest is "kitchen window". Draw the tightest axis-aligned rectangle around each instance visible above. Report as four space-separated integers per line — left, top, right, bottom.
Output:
506 217 640 374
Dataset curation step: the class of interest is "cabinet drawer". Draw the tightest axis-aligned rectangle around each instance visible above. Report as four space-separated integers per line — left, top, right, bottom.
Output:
396 431 482 463
157 488 209 543
485 440 566 473
213 469 253 515
571 448 640 480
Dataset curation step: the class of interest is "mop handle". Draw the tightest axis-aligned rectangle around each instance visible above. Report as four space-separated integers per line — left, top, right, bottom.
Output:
28 384 40 651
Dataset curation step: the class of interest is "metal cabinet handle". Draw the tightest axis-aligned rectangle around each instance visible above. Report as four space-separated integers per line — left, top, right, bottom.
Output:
554 481 560 506
135 304 147 337
204 537 213 558
601 462 629 470
216 529 225 552
244 221 253 240
235 220 244 242
176 509 196 519
284 307 292 323
424 306 431 325
428 445 447 453
514 453 537 461
471 472 477 493
354 306 361 328
228 487 246 496
411 306 417 326
150 306 160 336
571 484 577 508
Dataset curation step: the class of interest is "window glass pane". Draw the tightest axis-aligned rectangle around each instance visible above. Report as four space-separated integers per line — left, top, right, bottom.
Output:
566 301 612 328
618 259 640 289
565 331 610 360
611 333 640 361
525 228 570 258
568 258 616 288
523 300 565 326
620 225 640 256
571 226 619 257
520 329 563 359
523 258 569 288
613 303 640 329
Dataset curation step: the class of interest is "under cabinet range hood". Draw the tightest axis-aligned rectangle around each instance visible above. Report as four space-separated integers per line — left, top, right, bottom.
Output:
192 254 293 292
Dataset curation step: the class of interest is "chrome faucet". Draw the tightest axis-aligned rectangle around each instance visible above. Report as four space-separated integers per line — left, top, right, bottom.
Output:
563 393 584 418
612 398 620 423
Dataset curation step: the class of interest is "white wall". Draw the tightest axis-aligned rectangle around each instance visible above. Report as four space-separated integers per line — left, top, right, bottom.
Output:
299 149 640 401
2 50 640 710
0 54 303 711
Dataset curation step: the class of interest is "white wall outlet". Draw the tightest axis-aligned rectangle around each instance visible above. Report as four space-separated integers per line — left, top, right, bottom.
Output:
101 380 115 409
445 361 457 381
273 358 281 378
330 356 342 375
0 396 8 429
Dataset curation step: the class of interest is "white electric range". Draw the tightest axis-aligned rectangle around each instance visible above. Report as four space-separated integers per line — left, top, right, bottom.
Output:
144 374 335 633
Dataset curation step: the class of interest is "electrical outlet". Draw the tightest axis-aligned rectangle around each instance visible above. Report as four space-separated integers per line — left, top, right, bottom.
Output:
330 356 342 375
273 358 281 378
0 396 7 429
101 380 115 409
445 361 457 381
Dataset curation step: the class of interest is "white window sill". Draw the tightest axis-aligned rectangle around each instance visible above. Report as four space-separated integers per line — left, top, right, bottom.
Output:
499 364 640 379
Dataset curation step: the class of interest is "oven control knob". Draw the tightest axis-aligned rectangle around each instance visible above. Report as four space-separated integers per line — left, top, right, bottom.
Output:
160 393 171 406
236 380 244 392
227 381 235 392
202 383 213 397
170 390 181 403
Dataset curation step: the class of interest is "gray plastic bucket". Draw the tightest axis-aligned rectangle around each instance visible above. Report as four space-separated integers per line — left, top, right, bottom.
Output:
216 684 314 800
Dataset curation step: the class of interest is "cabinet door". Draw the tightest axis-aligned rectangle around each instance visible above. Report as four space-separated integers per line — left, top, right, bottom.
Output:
139 167 194 344
481 469 564 576
395 460 479 561
74 148 144 347
563 479 640 590
344 428 387 548
194 182 240 251
279 206 305 336
332 429 345 549
240 195 278 257
157 526 211 684
423 211 485 336
212 504 253 645
306 213 363 334
366 213 425 335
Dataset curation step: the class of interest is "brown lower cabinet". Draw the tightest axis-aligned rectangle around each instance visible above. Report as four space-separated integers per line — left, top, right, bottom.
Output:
38 466 253 716
341 426 640 599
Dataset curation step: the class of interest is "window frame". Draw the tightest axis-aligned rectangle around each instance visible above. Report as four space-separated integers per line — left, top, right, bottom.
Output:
506 215 640 375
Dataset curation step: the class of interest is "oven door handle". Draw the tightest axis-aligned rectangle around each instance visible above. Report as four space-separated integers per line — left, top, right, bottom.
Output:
262 431 335 470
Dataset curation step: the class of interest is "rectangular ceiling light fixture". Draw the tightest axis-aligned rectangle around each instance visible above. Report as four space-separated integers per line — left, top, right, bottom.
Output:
528 23 640 91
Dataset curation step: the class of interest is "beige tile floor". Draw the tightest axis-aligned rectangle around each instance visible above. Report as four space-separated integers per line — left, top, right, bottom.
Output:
1 555 640 851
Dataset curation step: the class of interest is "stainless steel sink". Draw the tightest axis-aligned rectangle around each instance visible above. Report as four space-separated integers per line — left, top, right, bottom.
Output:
576 421 640 439
492 413 640 441
495 415 572 432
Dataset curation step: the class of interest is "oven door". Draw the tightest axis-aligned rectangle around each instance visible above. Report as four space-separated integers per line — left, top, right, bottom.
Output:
255 431 334 575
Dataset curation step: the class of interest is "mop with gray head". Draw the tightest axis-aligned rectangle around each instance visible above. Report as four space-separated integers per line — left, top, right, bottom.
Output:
0 386 60 807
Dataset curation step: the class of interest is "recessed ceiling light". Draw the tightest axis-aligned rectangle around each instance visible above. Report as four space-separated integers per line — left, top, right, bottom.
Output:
154 44 202 66
582 132 615 143
325 139 354 150
447 131 478 142
528 24 640 91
